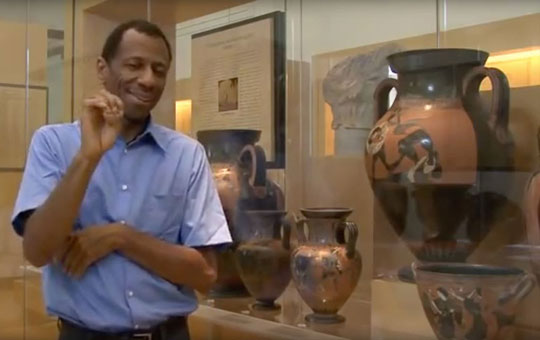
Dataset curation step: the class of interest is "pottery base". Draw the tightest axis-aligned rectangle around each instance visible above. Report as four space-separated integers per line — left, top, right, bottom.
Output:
250 301 280 311
208 285 250 299
398 265 415 283
305 313 345 324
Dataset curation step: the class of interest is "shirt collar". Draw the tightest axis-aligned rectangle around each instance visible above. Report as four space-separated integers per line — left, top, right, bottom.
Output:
133 116 168 152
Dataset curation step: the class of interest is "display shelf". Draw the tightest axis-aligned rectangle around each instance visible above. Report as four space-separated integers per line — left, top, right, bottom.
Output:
194 284 370 339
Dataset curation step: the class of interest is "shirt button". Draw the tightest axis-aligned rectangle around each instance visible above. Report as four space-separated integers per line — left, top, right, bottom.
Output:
120 220 126 225
124 148 128 154
134 324 139 329
128 290 134 297
121 184 128 191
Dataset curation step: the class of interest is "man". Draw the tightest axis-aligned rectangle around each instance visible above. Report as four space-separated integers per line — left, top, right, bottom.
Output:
11 19 231 340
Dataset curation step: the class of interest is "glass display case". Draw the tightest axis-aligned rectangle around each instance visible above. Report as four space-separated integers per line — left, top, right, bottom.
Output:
180 1 540 339
1 0 539 339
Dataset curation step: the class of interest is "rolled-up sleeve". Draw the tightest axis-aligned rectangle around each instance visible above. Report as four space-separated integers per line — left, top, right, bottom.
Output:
11 127 62 236
179 144 232 249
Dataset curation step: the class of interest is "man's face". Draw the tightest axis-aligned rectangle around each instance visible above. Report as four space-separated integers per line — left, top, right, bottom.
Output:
98 29 170 123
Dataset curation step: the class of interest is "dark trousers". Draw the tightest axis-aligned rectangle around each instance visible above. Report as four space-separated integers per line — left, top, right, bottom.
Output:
58 317 190 340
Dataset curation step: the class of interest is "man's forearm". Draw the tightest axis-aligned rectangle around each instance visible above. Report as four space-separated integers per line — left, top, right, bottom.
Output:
117 227 217 294
23 152 100 267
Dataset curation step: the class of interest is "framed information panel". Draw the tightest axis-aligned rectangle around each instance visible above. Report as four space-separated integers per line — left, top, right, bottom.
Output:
191 11 286 168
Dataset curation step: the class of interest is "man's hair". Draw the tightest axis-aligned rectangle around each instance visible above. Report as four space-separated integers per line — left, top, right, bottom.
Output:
101 19 172 62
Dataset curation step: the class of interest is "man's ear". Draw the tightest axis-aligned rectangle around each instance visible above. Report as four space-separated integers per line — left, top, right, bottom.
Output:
96 57 109 84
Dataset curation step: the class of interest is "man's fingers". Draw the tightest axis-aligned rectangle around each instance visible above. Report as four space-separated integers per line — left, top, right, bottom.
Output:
114 96 124 113
83 98 109 112
103 89 123 113
85 91 123 128
62 245 85 277
67 253 86 278
70 245 102 278
99 90 115 111
61 247 77 273
73 257 91 279
85 91 115 119
103 110 123 128
99 90 123 115
59 224 120 278
55 236 76 264
97 91 123 126
83 98 111 124
84 94 123 130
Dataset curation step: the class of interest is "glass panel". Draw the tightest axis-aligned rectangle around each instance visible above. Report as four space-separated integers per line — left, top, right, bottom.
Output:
23 0 73 338
172 1 301 338
0 1 28 339
303 1 438 339
370 1 540 339
21 0 153 338
436 1 540 338
6 1 538 339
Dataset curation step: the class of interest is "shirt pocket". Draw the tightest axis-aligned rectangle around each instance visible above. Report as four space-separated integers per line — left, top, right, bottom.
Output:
140 154 188 242
143 192 183 241
140 169 186 242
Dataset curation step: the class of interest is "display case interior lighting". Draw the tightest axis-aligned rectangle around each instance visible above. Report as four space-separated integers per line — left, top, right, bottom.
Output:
481 46 540 90
323 102 335 156
175 99 192 135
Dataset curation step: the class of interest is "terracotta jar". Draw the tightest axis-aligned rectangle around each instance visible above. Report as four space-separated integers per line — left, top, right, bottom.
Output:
290 208 362 324
413 263 535 340
197 129 284 297
234 210 291 310
365 48 515 264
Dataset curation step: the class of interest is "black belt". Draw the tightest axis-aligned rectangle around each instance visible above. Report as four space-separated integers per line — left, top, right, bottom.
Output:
58 316 188 340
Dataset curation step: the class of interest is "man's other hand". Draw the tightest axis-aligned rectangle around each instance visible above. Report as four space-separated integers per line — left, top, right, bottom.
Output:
56 223 127 278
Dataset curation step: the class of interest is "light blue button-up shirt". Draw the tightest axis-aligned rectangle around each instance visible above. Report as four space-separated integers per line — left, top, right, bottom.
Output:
11 119 232 332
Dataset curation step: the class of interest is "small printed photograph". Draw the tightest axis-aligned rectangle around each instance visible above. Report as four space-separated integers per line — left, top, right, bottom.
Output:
218 77 238 112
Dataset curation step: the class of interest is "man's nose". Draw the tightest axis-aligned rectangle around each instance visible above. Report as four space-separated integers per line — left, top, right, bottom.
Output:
138 66 155 88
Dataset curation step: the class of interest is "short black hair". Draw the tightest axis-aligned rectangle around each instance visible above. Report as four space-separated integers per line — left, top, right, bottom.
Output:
101 19 172 62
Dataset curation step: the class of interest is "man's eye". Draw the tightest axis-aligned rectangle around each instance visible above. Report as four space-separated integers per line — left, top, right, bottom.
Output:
126 63 140 69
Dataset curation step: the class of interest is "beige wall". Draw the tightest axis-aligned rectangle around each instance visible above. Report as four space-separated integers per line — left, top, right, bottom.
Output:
300 0 540 61
0 21 47 87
